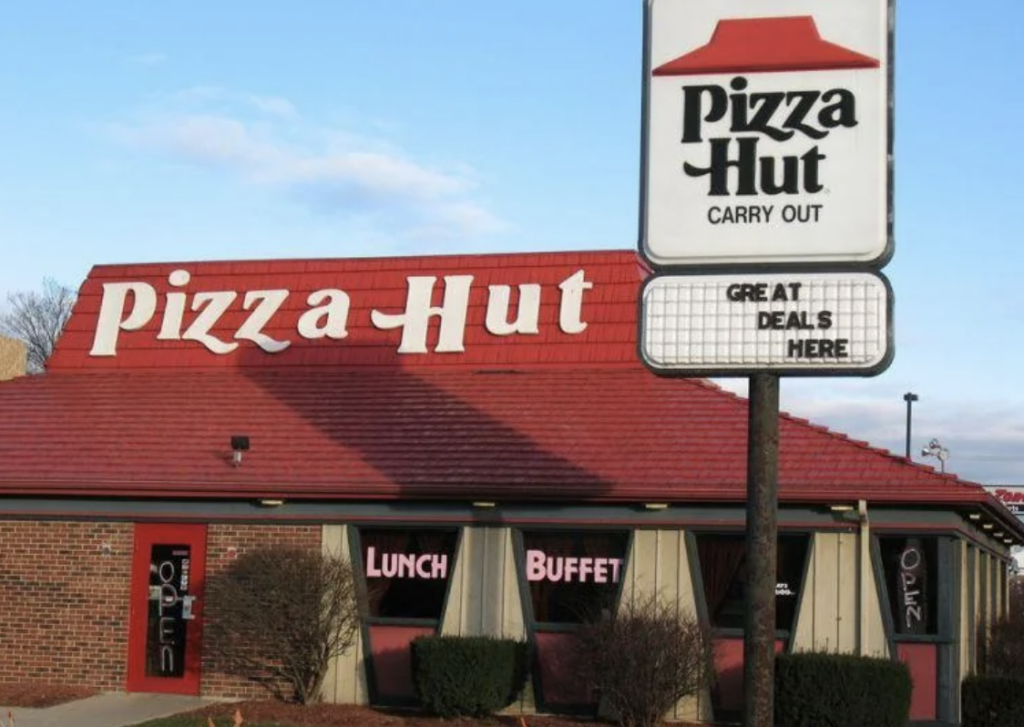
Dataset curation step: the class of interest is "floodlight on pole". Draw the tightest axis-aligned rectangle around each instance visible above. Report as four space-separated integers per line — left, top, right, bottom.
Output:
921 438 950 473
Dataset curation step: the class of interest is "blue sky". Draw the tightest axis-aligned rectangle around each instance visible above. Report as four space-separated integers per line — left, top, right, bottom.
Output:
1 1 1022 484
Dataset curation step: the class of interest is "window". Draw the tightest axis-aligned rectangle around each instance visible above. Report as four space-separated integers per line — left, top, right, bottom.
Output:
359 528 458 620
879 536 938 636
521 530 629 624
695 533 810 632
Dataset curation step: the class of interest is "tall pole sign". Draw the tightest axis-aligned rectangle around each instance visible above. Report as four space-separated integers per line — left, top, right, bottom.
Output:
636 2 894 726
639 2 893 270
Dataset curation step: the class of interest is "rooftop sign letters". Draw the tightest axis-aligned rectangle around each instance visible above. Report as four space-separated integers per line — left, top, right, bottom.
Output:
640 1 892 268
88 268 594 358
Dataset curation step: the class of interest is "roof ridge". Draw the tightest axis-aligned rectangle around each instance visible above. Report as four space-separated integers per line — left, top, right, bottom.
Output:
685 377 983 490
87 248 640 273
774 406 977 487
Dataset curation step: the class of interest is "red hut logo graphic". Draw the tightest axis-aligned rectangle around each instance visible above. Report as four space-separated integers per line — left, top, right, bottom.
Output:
653 17 879 201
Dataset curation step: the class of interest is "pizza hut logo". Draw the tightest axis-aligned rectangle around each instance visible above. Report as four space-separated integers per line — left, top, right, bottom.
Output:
654 16 879 198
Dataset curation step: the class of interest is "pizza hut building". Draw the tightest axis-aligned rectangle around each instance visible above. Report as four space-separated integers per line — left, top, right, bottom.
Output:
0 250 1018 725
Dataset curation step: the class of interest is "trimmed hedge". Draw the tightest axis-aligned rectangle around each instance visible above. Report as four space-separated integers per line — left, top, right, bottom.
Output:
962 675 1024 727
411 635 529 717
775 653 911 727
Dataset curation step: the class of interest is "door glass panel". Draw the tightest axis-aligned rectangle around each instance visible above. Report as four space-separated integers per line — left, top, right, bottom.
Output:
145 544 193 678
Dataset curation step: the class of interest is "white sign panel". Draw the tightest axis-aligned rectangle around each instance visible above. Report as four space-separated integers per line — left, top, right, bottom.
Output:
640 0 892 268
640 272 891 375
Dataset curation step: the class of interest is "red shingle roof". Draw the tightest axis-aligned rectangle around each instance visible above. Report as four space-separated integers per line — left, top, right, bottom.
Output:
0 250 1018 538
0 367 1003 504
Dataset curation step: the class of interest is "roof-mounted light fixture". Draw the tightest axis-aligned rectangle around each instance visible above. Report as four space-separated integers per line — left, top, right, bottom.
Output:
472 501 496 509
257 499 284 507
829 504 855 513
644 503 670 511
983 523 994 530
921 439 950 473
968 513 982 521
231 435 250 467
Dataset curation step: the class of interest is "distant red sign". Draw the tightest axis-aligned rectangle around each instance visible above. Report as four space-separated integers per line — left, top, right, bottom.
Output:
987 487 1024 516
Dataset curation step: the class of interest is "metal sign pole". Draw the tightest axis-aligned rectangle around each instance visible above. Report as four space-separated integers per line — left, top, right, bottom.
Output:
744 372 780 727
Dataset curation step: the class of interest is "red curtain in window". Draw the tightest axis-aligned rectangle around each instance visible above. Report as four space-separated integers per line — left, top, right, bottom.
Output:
698 537 747 621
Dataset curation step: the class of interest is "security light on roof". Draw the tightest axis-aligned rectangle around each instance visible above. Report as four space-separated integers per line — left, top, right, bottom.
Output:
231 435 250 467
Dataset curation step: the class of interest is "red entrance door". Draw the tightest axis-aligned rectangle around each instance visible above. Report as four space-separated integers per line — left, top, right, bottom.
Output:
127 523 208 694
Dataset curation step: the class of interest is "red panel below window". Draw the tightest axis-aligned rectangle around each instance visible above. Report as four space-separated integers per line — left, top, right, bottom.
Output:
534 631 595 707
367 625 434 701
713 637 786 713
897 642 938 721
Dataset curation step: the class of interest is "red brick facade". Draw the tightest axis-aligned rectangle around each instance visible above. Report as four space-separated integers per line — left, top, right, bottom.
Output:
0 520 322 698
0 520 133 691
200 523 323 699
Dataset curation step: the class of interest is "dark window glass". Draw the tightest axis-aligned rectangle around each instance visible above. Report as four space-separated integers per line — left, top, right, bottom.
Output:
696 534 809 631
146 544 193 678
522 531 629 624
360 529 458 620
880 536 938 636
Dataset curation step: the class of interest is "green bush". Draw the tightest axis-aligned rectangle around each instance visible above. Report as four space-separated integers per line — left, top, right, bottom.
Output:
775 652 911 727
411 635 529 717
962 675 1024 727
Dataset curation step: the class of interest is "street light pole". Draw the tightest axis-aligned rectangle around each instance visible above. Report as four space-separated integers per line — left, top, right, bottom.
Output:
903 392 918 460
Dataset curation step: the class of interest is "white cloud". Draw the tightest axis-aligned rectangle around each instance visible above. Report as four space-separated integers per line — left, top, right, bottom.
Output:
169 87 298 120
111 90 505 239
126 52 168 66
242 93 298 120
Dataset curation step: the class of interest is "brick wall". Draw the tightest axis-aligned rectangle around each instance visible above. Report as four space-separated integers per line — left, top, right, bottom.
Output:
0 520 133 691
200 523 323 699
0 337 26 381
0 520 325 698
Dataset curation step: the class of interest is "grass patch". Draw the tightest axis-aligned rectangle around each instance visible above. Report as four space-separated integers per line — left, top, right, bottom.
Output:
132 721 289 727
130 700 711 727
0 683 97 708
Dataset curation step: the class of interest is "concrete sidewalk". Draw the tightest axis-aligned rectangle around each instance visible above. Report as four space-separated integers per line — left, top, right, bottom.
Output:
0 693 217 727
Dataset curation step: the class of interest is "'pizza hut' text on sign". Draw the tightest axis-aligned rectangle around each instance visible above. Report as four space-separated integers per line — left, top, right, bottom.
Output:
89 269 593 357
641 3 891 267
680 77 855 199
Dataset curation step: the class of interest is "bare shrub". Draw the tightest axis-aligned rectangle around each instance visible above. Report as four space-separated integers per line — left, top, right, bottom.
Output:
574 593 713 727
984 608 1024 677
0 279 75 373
1011 575 1024 617
206 546 359 704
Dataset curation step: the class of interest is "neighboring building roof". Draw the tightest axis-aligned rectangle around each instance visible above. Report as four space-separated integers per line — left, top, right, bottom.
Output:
0 335 27 381
1 249 1019 540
